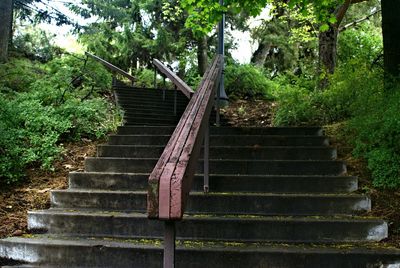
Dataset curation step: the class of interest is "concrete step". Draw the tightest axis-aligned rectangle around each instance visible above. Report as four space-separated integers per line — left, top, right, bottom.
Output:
49 190 369 215
107 135 330 146
115 87 187 97
121 111 183 120
116 95 188 104
115 89 188 98
117 100 188 109
28 210 386 243
118 101 188 110
2 236 400 268
115 126 324 136
97 145 337 160
116 95 189 104
84 157 346 175
119 105 185 113
210 126 324 136
69 172 358 193
123 116 179 125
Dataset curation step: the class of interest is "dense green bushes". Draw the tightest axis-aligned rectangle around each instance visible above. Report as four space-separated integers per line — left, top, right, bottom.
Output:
271 61 400 189
225 64 275 99
349 89 400 189
270 24 400 189
0 56 121 185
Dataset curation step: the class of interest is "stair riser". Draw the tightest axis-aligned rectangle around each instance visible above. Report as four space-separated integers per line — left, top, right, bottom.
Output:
116 126 324 136
69 172 358 193
85 158 346 175
2 240 400 268
120 106 186 114
116 96 188 104
116 96 188 105
115 88 187 97
50 191 369 215
97 145 337 160
116 126 175 135
118 102 188 110
123 117 179 125
122 112 181 120
107 135 330 147
28 213 386 243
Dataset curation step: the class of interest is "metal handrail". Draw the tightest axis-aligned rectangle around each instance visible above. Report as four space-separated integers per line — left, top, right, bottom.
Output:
153 59 195 99
147 55 223 267
85 52 135 84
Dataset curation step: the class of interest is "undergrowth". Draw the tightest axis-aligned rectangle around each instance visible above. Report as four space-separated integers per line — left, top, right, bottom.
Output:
0 56 121 185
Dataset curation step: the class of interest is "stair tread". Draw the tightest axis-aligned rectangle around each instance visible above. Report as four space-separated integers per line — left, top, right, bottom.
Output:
30 209 385 223
3 235 400 253
54 189 367 197
71 171 355 178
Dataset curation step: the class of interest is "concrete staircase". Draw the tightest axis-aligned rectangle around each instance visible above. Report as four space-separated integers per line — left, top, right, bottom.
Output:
1 86 400 267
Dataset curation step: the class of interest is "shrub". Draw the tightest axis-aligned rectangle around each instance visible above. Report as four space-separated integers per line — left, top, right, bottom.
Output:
135 68 156 88
225 64 276 99
348 89 400 189
0 55 121 185
0 58 43 92
271 61 400 189
12 26 64 63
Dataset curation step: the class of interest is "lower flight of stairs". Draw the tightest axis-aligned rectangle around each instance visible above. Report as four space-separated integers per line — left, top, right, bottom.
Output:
1 86 400 267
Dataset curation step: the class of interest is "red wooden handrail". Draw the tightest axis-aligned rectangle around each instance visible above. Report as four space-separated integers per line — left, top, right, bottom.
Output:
148 55 223 220
153 59 195 99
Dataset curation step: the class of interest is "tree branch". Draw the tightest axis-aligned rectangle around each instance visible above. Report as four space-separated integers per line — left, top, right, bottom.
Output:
335 0 352 27
339 9 381 32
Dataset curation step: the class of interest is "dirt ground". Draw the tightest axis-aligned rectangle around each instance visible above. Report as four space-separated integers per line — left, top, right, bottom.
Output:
0 99 399 248
0 139 99 239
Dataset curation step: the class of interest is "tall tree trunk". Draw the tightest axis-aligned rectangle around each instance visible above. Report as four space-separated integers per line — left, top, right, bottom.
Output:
197 36 208 76
9 0 14 47
251 43 271 67
318 25 339 89
381 0 400 81
0 0 13 63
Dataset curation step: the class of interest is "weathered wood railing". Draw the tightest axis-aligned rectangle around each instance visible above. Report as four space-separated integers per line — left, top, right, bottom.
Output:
147 55 223 267
153 59 194 99
85 52 136 85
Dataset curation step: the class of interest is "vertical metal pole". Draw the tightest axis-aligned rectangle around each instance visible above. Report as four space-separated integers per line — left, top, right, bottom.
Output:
112 75 116 88
217 0 228 118
174 85 177 116
163 76 166 101
164 221 176 268
204 122 209 193
216 87 220 127
154 67 157 89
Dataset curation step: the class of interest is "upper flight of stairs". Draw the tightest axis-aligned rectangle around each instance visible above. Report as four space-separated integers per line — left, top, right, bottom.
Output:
1 86 400 267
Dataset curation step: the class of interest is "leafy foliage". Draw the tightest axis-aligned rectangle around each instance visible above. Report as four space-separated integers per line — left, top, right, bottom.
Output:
0 56 121 185
69 0 192 71
12 26 64 62
272 58 400 188
181 0 342 36
349 89 400 189
225 63 275 99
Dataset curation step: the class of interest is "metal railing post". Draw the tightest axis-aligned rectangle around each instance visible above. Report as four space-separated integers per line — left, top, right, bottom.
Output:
164 221 176 268
204 121 210 193
154 67 157 89
112 74 117 88
174 85 177 116
163 76 166 101
216 85 221 127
